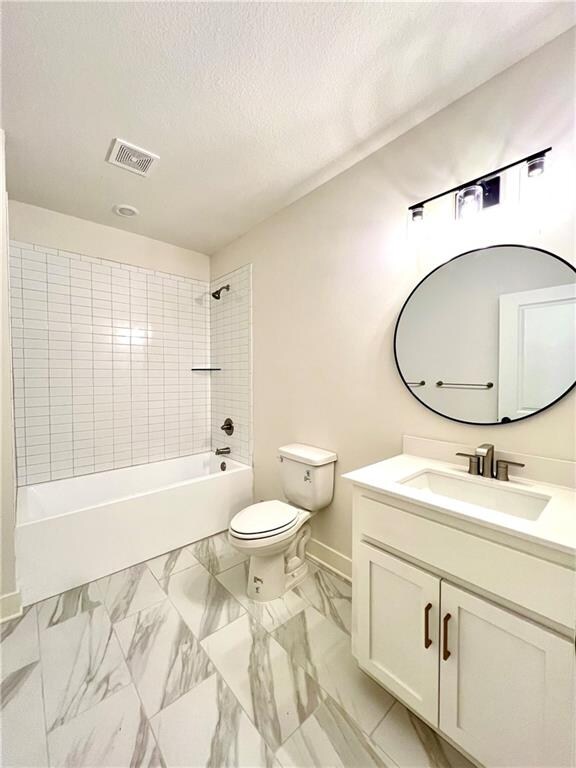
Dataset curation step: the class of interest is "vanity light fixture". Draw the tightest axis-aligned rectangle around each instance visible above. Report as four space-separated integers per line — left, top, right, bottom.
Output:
407 147 551 221
526 153 546 177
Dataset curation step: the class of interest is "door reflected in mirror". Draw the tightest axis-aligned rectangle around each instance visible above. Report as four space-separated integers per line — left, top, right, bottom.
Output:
394 245 576 425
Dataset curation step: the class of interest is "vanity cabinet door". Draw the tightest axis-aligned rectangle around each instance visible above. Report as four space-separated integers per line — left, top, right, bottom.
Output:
355 543 440 725
439 582 575 768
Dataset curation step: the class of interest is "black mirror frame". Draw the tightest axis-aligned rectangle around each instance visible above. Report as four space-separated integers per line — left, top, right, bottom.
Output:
393 243 576 426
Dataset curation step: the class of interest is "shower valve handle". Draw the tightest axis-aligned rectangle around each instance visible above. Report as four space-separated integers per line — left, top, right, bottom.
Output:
220 418 234 436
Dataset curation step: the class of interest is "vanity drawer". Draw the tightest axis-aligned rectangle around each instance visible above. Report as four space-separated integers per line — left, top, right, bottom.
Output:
357 495 575 630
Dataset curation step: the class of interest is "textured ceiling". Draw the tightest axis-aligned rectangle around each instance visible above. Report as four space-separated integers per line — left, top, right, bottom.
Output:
2 2 574 254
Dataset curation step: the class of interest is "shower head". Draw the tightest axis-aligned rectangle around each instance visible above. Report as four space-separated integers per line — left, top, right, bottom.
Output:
211 284 230 300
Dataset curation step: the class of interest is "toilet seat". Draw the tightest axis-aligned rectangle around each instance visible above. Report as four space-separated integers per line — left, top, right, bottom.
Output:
230 500 300 540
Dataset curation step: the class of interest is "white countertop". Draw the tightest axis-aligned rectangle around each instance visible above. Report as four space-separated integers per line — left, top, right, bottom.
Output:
344 454 576 559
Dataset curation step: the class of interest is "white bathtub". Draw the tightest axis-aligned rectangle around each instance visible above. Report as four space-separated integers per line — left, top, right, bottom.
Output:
16 453 253 605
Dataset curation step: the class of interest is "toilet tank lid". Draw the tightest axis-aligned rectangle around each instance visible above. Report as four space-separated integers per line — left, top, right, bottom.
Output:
278 443 337 466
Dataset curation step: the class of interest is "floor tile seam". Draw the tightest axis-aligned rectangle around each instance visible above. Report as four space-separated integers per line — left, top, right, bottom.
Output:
40 593 135 736
147 639 282 761
108 576 224 728
34 605 52 767
112 592 168 627
206 553 249 577
214 568 317 639
207 667 281 760
369 699 400 739
155 560 249 642
201 614 328 755
109 609 166 764
282 685 399 768
144 555 205 588
268 615 397 745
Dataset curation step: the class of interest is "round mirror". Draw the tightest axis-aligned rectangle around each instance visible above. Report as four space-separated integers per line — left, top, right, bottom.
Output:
394 245 576 425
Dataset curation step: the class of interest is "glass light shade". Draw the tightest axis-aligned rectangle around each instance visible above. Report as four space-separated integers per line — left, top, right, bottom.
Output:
527 156 545 177
456 185 483 219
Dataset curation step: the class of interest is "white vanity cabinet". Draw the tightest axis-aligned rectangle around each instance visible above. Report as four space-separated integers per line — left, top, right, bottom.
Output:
439 583 574 768
355 543 440 724
351 487 576 768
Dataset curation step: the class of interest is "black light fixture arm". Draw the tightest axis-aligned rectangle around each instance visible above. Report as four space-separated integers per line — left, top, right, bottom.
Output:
407 147 551 211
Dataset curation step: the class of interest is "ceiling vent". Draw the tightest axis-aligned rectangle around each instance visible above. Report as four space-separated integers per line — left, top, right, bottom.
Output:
106 138 159 177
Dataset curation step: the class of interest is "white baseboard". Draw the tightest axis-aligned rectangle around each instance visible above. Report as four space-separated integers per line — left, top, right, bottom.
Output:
0 590 22 623
307 538 352 582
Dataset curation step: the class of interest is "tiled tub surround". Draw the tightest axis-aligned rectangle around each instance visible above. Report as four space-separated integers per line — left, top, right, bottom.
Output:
9 240 211 486
1 531 475 768
15 454 252 605
210 265 252 464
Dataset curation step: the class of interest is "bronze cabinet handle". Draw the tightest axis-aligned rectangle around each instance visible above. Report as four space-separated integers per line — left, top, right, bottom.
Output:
424 603 433 649
442 613 452 661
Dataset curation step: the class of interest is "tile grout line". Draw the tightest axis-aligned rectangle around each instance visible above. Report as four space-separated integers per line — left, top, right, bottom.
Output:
107 597 167 764
35 605 53 765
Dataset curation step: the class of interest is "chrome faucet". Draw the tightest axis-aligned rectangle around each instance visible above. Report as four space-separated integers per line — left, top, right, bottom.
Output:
215 447 231 456
475 443 495 478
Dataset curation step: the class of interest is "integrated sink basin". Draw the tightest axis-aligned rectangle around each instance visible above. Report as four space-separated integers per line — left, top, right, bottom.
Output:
400 470 550 520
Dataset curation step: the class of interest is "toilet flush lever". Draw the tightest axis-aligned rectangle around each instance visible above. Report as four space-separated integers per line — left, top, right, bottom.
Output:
304 470 312 483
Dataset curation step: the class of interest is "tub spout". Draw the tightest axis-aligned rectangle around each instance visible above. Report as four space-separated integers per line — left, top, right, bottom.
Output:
215 447 231 456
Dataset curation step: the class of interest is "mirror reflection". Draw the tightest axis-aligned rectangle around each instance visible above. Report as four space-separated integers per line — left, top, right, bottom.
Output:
394 245 576 424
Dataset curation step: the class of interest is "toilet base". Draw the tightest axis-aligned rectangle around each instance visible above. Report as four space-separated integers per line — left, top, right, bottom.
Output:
246 555 309 601
245 522 312 602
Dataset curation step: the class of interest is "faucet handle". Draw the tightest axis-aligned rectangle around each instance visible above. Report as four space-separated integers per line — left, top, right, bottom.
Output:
495 460 525 482
456 453 481 476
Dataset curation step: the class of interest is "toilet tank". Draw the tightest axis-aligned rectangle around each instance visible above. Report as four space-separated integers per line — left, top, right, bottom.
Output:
278 444 337 511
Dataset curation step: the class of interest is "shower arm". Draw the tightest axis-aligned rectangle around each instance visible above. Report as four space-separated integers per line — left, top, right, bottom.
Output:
211 284 230 300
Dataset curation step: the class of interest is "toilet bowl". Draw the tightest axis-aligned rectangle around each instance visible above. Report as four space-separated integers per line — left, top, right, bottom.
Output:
228 443 337 601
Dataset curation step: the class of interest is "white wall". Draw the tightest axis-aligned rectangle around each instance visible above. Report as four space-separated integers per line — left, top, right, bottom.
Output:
1 130 20 619
211 31 576 571
8 201 209 281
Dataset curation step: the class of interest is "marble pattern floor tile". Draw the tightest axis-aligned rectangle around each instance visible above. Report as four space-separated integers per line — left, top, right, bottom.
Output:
47 684 162 768
37 583 101 630
0 606 39 677
371 703 475 768
162 563 246 640
272 604 394 735
188 531 248 574
202 613 323 752
150 672 276 768
115 599 215 717
0 530 477 768
0 660 49 767
97 562 166 623
275 694 395 768
295 562 353 634
146 546 199 582
217 561 309 631
40 605 131 732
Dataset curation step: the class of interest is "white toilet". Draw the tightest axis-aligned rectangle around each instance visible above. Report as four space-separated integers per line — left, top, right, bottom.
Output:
228 443 337 601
